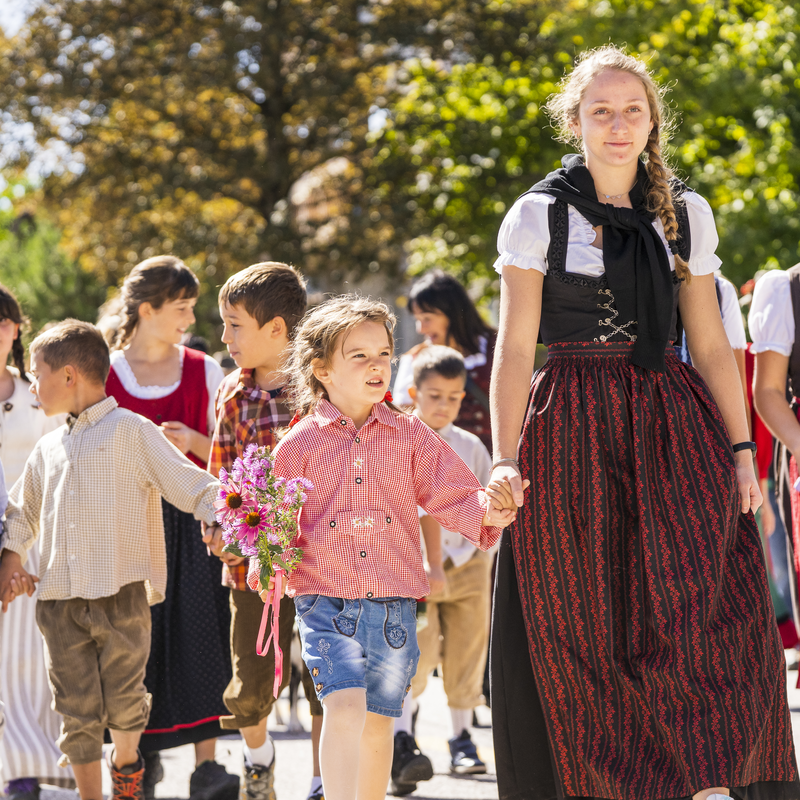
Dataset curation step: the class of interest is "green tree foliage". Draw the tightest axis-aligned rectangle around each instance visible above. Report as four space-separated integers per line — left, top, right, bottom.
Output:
371 0 800 291
0 0 538 296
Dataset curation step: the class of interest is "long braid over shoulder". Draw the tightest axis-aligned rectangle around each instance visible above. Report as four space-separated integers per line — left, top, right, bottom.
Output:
644 133 691 282
545 44 691 282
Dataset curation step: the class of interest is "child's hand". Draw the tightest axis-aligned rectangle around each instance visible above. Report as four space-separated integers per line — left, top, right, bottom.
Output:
0 549 38 612
258 572 287 603
161 421 193 454
482 505 516 529
425 563 446 596
486 476 530 511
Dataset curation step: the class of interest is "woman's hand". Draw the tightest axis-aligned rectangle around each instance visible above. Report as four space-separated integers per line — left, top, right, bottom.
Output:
488 464 530 508
734 451 762 515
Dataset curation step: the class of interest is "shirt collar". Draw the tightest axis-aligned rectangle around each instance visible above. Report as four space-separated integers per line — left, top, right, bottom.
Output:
221 368 282 404
313 398 399 430
67 396 118 432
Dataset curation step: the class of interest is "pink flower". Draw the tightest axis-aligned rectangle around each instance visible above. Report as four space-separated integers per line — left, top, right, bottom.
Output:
214 476 250 526
235 505 270 551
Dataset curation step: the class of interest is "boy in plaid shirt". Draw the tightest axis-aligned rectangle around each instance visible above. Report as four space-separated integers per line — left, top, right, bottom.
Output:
206 263 323 800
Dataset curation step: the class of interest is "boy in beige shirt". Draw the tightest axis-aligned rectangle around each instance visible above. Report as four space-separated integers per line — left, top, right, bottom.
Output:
0 320 220 800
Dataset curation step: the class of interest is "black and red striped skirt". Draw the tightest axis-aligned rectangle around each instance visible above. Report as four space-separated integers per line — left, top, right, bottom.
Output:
491 341 798 800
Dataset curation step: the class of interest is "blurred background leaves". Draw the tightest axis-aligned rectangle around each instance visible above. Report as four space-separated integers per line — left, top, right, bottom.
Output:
0 0 798 338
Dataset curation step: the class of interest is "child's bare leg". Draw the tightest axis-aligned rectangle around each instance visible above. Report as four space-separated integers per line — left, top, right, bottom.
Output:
109 729 143 768
320 688 367 800
356 711 394 800
194 737 217 766
311 713 323 776
72 762 103 800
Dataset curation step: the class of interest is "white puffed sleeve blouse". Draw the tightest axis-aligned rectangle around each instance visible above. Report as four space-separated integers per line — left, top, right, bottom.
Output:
749 270 793 357
493 190 722 279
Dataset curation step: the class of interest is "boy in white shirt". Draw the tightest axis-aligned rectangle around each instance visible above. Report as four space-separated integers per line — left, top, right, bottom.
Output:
391 346 494 794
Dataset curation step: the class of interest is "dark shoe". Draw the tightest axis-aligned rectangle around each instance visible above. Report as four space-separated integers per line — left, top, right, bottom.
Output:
389 779 417 796
107 750 146 800
392 730 433 787
449 728 487 775
6 779 41 800
190 760 240 800
307 792 325 800
239 758 275 800
142 752 163 800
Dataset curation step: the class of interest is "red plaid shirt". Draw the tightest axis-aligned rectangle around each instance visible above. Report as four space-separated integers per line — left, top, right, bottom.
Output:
247 399 501 599
210 368 293 591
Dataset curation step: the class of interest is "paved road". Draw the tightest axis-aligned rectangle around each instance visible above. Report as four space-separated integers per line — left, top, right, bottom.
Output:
39 659 800 800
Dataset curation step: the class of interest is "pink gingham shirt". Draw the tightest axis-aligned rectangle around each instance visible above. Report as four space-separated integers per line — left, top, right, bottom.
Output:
247 399 501 599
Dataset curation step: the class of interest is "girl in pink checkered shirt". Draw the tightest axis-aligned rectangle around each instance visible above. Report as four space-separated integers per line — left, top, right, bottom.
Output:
251 295 519 800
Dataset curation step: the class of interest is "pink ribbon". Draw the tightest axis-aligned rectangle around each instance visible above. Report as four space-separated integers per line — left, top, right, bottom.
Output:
256 568 284 698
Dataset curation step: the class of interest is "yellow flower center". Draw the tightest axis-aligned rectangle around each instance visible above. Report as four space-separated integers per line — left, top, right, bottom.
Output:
226 493 243 509
245 511 261 527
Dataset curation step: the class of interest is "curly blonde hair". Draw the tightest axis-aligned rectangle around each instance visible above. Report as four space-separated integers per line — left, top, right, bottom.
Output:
285 294 399 418
545 44 690 281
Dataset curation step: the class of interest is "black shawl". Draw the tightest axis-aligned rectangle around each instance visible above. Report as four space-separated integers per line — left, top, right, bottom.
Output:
530 153 678 373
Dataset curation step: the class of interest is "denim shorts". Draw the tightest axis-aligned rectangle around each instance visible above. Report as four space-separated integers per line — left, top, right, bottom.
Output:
293 594 420 717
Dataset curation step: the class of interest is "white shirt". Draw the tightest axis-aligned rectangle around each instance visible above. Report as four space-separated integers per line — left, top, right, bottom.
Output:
4 397 219 604
1 369 64 488
716 273 747 350
749 270 793 357
110 347 224 432
493 190 722 278
418 421 493 567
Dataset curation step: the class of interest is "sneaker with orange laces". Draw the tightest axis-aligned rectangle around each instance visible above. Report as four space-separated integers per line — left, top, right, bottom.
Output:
107 750 146 800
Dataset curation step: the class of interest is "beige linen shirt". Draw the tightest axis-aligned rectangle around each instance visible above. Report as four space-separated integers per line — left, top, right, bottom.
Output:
3 396 219 604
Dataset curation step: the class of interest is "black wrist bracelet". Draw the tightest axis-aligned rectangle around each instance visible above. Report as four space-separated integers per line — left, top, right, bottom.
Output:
732 441 757 454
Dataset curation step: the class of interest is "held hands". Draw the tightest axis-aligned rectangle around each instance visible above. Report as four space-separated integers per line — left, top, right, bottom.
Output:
0 549 39 612
258 572 288 604
734 451 762 515
483 464 531 528
201 522 245 566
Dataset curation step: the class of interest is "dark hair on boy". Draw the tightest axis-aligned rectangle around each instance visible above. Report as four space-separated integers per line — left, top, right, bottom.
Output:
0 283 30 382
115 256 199 350
412 345 467 388
31 319 111 385
219 262 307 336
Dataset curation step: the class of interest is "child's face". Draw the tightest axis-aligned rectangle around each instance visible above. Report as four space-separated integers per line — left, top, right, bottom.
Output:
316 320 392 416
142 296 197 345
29 351 69 416
219 301 288 371
410 373 466 431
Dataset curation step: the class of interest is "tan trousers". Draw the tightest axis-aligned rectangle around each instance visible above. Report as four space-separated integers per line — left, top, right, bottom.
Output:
35 582 152 766
411 550 492 709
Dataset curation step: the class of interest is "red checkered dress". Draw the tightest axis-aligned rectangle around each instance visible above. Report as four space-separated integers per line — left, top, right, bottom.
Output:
247 399 501 599
209 368 293 591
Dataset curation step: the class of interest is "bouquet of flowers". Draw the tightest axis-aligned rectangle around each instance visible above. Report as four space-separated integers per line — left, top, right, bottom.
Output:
214 444 312 695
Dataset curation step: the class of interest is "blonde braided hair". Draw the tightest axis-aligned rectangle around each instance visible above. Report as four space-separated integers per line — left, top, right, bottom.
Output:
545 44 691 282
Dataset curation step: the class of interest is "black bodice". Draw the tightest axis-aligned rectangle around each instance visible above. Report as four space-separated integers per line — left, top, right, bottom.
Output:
538 200 683 347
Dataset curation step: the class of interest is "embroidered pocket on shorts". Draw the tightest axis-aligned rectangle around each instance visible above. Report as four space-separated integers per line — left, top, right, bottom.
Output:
333 598 361 637
383 599 408 649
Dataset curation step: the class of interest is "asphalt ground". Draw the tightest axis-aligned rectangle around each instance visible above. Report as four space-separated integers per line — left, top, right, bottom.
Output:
38 656 800 800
